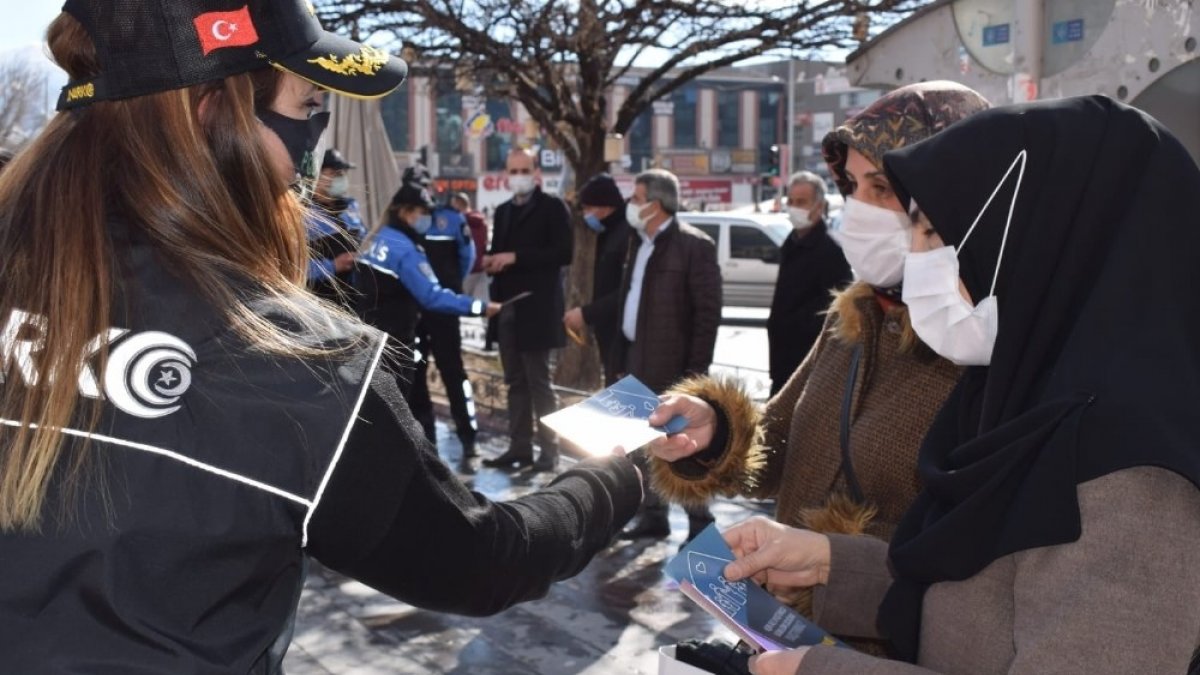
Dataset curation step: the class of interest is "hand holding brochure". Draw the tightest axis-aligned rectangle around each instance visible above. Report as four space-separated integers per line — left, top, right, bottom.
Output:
539 375 688 456
665 524 845 653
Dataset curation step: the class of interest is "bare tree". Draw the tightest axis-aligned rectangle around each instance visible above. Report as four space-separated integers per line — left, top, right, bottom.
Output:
0 54 50 150
318 0 928 388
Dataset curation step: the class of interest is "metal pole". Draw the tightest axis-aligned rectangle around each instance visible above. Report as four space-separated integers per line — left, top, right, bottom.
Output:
786 58 795 179
1011 0 1043 102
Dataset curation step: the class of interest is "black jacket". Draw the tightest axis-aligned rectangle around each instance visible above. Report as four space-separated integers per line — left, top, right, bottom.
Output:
489 187 574 352
580 210 633 382
0 219 640 674
765 220 851 393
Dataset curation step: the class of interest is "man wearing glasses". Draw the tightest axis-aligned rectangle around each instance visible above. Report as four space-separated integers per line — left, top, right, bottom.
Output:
482 149 574 472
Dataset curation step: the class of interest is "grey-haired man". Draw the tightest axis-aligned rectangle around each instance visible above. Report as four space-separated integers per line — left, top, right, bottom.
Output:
768 171 852 395
609 169 721 543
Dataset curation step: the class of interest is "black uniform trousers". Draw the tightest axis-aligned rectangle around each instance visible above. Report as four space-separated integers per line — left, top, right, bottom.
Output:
407 311 477 447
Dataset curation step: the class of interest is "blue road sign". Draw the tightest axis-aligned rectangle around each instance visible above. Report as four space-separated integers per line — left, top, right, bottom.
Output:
1052 19 1085 44
982 23 1010 46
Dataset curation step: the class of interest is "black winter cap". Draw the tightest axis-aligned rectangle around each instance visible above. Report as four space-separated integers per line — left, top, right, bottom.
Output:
56 0 407 110
579 173 625 208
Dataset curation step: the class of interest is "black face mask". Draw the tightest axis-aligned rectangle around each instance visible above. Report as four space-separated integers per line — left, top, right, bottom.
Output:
257 109 330 182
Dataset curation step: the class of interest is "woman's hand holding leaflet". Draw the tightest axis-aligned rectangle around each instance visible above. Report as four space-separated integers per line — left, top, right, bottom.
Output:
647 394 716 461
721 516 832 589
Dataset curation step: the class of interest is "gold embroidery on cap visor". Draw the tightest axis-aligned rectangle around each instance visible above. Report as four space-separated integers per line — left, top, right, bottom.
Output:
306 45 389 76
67 83 95 102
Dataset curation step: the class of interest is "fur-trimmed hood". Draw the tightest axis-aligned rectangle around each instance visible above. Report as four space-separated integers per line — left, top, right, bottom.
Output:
826 281 922 353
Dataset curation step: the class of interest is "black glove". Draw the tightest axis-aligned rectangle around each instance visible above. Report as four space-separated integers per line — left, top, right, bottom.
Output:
674 639 754 675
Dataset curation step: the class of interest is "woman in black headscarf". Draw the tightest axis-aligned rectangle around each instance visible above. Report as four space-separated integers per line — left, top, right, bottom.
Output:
716 95 1200 675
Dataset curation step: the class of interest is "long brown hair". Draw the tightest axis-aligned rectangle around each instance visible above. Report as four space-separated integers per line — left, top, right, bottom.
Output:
0 14 346 531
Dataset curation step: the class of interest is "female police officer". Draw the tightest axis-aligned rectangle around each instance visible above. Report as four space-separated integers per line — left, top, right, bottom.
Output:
0 2 641 672
356 165 501 397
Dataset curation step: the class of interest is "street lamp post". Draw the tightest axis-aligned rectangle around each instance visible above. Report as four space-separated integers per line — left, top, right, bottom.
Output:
786 58 795 180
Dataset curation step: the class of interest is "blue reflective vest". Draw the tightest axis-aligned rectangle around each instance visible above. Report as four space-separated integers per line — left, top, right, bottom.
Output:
306 198 365 288
356 223 483 345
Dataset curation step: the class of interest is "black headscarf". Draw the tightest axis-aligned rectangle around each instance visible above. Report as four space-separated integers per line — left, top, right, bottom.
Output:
875 95 1200 661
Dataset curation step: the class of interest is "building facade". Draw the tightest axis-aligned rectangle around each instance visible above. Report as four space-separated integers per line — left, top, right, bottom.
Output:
375 60 877 211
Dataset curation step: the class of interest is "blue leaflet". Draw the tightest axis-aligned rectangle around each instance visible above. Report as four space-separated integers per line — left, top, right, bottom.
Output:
539 375 687 455
580 375 688 434
666 524 845 652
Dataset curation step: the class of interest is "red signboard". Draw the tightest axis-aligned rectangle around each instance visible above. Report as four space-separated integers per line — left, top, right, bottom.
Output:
680 179 732 204
434 178 479 194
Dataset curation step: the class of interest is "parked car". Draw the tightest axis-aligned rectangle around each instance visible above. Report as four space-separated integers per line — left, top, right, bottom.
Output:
676 211 791 308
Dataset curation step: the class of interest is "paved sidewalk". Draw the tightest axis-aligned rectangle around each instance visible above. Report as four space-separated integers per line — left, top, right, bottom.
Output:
283 426 771 674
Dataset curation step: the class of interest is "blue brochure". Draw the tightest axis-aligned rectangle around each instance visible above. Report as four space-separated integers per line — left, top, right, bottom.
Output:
539 375 688 456
666 524 845 653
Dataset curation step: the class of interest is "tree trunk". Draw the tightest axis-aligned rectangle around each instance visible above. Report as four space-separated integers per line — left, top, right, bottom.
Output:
553 148 612 391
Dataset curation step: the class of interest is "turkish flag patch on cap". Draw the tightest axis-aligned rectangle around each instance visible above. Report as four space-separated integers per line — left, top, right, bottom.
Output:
194 6 259 56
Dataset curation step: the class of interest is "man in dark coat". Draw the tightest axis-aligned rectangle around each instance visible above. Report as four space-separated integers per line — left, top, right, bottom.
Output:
482 149 573 472
610 169 721 543
767 171 852 395
563 173 633 385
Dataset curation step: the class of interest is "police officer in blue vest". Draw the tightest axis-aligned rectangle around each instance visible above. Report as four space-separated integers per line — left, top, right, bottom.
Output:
407 196 483 466
356 167 501 394
306 149 365 308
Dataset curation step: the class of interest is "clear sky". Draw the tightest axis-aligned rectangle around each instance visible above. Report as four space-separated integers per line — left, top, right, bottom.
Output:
0 0 60 54
0 0 65 120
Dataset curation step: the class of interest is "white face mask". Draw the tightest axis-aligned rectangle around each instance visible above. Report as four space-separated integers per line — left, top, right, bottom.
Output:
902 150 1026 367
832 197 912 288
508 174 535 195
327 174 350 198
787 207 811 229
626 201 652 231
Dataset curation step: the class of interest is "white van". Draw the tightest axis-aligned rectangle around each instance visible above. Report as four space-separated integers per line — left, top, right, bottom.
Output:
676 212 791 308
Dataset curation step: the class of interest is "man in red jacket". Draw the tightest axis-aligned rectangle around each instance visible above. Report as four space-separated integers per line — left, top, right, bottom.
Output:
452 192 490 303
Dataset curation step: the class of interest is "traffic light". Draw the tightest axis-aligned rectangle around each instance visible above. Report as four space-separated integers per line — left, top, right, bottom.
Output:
767 144 780 177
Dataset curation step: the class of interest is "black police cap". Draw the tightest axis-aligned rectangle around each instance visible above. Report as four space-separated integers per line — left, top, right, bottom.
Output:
390 184 435 212
322 148 355 170
56 0 407 110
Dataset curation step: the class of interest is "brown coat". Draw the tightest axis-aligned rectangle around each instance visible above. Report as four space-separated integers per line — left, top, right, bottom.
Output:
652 282 960 539
800 467 1200 674
606 218 722 394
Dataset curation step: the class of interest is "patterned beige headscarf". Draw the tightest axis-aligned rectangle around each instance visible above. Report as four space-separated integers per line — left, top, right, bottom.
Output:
822 81 990 197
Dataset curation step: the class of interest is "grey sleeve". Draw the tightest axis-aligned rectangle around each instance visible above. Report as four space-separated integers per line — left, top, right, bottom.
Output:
798 646 936 675
1007 466 1200 674
810 534 893 640
799 467 1200 675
